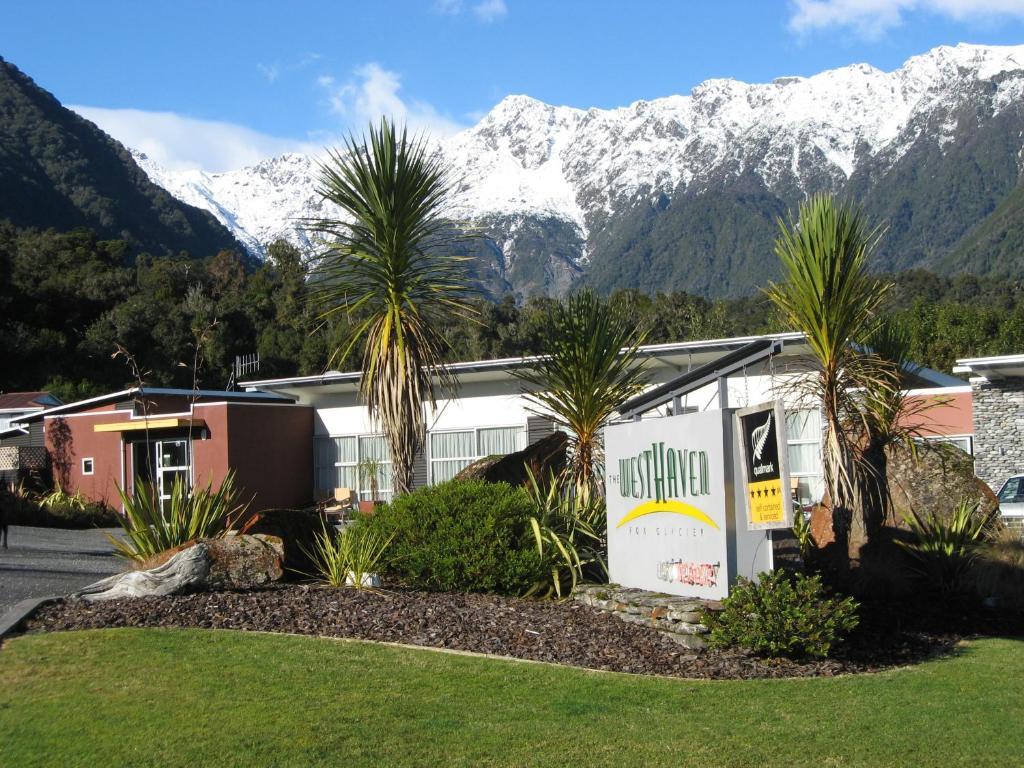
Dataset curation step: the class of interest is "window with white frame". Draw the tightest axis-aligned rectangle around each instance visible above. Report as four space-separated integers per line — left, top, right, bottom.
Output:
314 435 394 502
785 408 824 507
917 435 973 455
81 457 94 476
429 426 526 483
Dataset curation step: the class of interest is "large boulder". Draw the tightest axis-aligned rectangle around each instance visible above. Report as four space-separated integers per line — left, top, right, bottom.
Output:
887 441 999 529
74 533 284 601
454 431 568 487
244 508 323 577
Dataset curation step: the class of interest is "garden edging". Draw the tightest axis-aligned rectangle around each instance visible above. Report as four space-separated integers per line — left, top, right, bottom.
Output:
573 584 723 649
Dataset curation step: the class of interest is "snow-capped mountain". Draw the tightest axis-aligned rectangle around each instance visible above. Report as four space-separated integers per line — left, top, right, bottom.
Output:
134 43 1024 298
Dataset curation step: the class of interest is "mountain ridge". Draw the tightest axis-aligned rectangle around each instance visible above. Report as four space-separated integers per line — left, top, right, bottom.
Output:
128 42 1024 297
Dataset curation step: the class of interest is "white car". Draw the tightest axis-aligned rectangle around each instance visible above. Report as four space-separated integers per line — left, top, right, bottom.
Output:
995 475 1024 519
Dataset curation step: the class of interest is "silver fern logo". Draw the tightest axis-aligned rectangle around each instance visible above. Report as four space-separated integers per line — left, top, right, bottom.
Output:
751 412 772 462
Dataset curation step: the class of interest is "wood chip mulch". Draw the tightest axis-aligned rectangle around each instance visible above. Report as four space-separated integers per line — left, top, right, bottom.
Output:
22 585 957 679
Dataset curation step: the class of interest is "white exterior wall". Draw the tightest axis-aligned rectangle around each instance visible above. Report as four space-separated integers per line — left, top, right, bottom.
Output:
292 356 825 503
312 378 539 437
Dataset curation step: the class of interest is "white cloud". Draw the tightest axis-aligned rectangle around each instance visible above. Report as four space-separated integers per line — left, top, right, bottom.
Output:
317 62 467 138
434 0 507 21
256 62 280 82
71 106 321 172
472 0 508 22
435 0 463 14
789 0 1024 36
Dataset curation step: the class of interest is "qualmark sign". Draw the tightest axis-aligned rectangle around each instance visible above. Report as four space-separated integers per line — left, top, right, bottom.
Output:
605 410 730 599
735 401 792 530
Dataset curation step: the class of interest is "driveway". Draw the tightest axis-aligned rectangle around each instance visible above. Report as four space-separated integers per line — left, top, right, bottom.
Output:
0 526 121 613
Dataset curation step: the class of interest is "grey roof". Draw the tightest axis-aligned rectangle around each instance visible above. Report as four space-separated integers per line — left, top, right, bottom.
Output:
13 387 295 425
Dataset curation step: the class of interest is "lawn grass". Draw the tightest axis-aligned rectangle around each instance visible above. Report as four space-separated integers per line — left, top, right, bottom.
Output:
1 629 1022 767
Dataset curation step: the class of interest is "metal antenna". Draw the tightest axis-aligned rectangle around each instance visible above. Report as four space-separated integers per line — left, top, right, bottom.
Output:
228 353 260 390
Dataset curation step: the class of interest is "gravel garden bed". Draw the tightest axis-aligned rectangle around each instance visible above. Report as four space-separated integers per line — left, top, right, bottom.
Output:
21 585 957 679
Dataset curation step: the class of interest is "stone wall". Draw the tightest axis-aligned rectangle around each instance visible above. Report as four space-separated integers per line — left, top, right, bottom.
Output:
574 584 722 649
971 376 1024 491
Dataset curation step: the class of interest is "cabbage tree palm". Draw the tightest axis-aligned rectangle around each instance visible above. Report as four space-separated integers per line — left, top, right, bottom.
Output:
766 194 895 560
309 118 475 495
515 290 649 498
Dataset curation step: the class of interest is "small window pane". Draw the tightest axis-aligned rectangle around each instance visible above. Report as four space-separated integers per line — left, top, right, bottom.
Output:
788 443 821 475
999 478 1022 503
358 435 389 463
432 458 473 483
794 476 825 506
431 431 475 459
478 427 524 456
160 440 188 468
336 436 358 463
786 409 820 441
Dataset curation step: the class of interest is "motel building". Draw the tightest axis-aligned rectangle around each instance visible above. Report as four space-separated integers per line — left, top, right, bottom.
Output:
241 332 970 509
1 332 972 512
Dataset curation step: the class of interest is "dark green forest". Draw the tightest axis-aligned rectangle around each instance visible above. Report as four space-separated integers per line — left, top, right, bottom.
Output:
3 224 1023 402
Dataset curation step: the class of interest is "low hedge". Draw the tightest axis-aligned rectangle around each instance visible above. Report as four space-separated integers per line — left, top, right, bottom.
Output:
354 479 545 595
0 487 119 529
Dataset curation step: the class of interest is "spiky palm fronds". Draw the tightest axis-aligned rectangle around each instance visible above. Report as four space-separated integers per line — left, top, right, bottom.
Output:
514 290 649 497
308 118 477 495
766 194 893 515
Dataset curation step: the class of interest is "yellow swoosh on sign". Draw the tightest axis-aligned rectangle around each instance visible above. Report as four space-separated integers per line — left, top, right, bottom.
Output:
615 499 720 530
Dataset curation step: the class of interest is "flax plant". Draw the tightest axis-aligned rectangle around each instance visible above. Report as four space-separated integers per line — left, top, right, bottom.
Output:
766 195 894 560
308 118 476 495
523 468 607 599
110 472 248 562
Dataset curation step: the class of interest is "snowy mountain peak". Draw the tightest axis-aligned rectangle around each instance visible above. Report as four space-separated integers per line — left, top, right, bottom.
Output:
130 42 1024 292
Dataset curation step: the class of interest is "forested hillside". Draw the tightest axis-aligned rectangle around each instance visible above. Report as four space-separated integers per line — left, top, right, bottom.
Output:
0 57 241 258
3 226 1023 401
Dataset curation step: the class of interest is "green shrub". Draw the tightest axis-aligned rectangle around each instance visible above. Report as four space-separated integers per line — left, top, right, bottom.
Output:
1 481 117 528
354 479 545 594
705 570 859 659
38 484 119 527
111 472 249 562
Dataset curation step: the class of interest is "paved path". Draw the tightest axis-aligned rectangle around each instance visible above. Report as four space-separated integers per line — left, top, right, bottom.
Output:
0 526 121 613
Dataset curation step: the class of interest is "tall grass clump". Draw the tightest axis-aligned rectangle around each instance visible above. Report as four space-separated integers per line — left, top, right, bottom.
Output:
306 523 393 588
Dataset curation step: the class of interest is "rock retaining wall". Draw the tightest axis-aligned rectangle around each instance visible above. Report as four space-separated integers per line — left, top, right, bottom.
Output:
972 376 1024 491
574 584 722 649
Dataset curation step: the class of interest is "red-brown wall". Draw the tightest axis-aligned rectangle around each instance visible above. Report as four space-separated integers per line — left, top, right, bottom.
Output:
224 403 313 510
900 389 973 437
45 408 129 508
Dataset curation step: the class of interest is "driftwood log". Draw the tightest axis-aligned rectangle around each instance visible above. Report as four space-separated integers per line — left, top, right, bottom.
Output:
74 534 285 602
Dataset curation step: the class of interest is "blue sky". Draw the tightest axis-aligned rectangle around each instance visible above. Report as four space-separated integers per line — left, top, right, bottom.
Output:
3 0 1024 171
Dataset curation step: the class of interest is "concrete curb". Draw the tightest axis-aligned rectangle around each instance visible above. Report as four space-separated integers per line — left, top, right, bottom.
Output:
0 596 60 641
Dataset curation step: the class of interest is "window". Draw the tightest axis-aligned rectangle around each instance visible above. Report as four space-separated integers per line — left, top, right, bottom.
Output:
917 435 973 455
82 457 94 476
315 435 393 502
785 408 824 507
429 426 526 483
